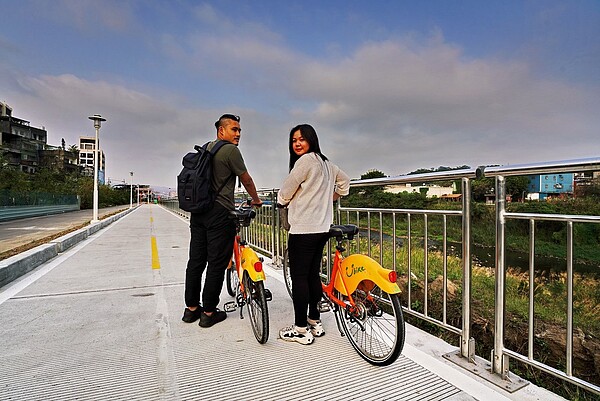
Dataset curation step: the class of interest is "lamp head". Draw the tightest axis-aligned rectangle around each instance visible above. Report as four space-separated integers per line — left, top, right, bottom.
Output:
88 114 106 129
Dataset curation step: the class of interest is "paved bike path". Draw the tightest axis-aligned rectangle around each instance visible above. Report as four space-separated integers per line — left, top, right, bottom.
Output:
0 204 564 400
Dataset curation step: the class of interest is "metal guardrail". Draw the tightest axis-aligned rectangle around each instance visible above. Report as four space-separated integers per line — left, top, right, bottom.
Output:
159 156 600 396
486 159 600 394
0 204 80 222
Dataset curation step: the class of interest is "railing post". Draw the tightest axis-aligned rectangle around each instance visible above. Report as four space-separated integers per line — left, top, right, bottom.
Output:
460 177 475 361
566 221 574 377
493 175 508 378
270 189 277 260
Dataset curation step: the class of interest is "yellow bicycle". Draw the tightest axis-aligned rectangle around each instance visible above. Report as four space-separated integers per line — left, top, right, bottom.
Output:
223 204 272 344
284 224 405 365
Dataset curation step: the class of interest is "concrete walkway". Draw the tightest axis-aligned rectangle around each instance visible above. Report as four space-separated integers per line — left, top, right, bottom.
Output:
0 204 565 400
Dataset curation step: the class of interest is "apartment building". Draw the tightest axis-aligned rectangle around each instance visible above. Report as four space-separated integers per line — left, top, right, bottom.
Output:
0 101 48 173
79 136 106 184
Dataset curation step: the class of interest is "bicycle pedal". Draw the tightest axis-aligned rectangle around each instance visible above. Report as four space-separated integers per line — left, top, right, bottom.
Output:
318 300 331 313
223 301 237 313
264 288 272 301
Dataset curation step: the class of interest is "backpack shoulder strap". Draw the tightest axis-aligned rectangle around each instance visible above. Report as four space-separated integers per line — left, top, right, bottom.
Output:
208 140 236 194
208 140 231 155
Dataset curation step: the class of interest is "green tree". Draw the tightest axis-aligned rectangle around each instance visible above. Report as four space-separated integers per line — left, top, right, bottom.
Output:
506 176 529 201
575 178 600 200
0 157 29 193
469 176 529 202
471 177 494 202
351 169 387 196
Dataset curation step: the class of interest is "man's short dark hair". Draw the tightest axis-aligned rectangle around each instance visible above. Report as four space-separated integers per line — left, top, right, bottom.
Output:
215 114 240 129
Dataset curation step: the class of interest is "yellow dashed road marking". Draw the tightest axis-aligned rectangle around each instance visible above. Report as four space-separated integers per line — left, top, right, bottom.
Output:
150 209 160 269
151 236 161 269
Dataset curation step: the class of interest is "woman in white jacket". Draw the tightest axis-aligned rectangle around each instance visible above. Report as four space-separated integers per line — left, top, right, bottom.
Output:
278 124 350 345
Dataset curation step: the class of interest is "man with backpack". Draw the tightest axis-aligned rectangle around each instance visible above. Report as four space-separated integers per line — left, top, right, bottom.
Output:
182 113 262 328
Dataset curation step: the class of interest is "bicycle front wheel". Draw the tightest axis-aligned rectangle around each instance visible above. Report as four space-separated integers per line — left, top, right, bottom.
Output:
243 271 269 344
336 284 405 366
226 257 238 297
282 248 293 299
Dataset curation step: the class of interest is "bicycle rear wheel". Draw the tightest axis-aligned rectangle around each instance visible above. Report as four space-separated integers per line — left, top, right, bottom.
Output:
243 271 269 344
226 257 238 297
282 248 293 299
335 284 405 366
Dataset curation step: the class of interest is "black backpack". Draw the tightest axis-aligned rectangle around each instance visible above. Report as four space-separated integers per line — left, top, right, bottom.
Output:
177 140 230 213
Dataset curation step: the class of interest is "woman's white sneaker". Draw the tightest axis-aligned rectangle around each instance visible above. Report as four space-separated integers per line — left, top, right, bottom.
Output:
307 317 325 337
279 325 314 345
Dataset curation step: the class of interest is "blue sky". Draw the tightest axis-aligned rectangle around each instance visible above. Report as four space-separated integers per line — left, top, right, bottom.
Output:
1 0 598 189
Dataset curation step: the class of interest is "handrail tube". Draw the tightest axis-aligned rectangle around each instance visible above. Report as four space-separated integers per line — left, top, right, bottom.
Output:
350 168 479 187
423 213 429 317
493 175 507 376
503 349 600 395
461 177 473 359
406 309 462 336
566 222 574 377
407 213 412 311
528 219 535 361
482 157 600 177
443 214 448 325
340 206 462 216
505 212 600 223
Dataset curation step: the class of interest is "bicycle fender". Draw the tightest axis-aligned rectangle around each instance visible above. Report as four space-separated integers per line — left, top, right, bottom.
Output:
241 247 266 282
334 254 400 296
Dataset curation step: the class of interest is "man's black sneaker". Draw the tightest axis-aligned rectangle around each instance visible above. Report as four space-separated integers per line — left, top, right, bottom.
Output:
182 307 203 323
199 310 227 328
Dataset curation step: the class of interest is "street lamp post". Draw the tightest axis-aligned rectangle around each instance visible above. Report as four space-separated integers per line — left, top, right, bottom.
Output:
129 171 134 209
88 114 106 223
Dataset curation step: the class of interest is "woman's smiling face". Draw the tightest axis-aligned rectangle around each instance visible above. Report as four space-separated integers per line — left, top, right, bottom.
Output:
292 130 310 156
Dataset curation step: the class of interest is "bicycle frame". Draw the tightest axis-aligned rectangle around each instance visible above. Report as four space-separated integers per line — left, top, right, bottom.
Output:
224 205 271 344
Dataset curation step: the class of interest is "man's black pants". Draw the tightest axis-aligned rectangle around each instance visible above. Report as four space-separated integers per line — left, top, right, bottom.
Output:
184 203 236 312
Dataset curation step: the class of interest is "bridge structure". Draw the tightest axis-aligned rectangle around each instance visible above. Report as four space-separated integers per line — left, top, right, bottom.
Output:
0 202 568 400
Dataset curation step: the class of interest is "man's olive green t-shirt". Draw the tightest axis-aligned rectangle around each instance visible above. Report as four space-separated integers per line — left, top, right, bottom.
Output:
209 140 248 210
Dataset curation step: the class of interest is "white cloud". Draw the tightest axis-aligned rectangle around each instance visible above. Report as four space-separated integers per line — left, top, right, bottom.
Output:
281 37 598 177
3 70 290 188
2 11 598 189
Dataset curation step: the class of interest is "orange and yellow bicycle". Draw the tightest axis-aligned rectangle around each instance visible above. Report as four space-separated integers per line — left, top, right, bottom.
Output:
223 204 272 344
285 223 405 365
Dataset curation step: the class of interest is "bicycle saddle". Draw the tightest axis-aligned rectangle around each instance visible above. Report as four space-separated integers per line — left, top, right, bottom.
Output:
229 206 256 220
329 224 359 240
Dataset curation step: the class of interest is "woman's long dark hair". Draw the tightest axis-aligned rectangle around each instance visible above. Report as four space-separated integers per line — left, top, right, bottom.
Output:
288 124 328 171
